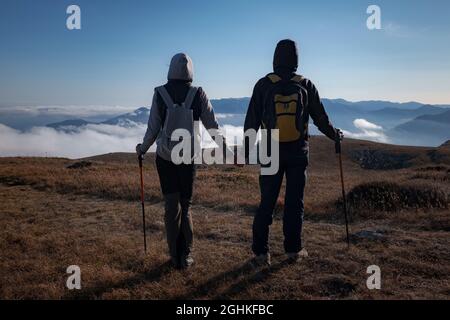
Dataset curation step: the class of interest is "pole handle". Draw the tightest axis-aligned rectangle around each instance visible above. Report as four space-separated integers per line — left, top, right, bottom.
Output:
335 129 343 154
335 138 341 154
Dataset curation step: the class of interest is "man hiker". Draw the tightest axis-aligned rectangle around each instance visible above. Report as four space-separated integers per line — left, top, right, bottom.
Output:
244 39 343 266
136 53 233 269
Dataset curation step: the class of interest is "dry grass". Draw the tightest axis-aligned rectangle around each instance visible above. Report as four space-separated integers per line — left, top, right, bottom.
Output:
345 181 448 213
0 137 449 300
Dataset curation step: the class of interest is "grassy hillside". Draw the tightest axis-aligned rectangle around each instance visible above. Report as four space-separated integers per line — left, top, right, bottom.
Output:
0 136 449 299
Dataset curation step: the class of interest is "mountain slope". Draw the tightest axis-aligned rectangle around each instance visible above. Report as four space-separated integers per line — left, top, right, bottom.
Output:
102 107 150 127
1 136 449 299
47 119 93 128
415 109 450 124
47 107 150 129
363 105 446 129
389 109 450 146
46 119 94 132
368 105 444 118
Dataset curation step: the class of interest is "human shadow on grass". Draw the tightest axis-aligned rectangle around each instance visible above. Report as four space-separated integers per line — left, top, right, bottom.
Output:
171 260 255 300
213 259 292 299
64 260 173 299
172 257 291 300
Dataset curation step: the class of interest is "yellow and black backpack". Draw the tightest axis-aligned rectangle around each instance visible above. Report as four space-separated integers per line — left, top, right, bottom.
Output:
262 73 307 143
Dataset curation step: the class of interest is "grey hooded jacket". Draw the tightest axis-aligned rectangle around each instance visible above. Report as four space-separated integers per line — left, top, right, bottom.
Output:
139 53 230 161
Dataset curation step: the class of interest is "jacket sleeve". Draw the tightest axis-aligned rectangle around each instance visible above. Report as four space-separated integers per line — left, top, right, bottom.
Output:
140 91 162 153
198 88 234 158
244 82 263 133
305 79 337 141
244 81 263 158
198 88 220 131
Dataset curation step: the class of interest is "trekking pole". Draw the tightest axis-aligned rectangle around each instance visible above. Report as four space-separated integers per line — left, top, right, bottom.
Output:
335 137 350 248
138 154 147 253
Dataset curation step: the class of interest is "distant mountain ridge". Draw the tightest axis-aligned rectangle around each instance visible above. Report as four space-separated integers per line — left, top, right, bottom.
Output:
212 98 450 114
47 119 93 129
44 98 450 147
47 107 150 130
102 107 150 126
210 97 250 114
415 109 450 124
389 109 450 146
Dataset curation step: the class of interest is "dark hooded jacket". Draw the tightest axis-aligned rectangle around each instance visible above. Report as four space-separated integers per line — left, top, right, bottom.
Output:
244 39 338 154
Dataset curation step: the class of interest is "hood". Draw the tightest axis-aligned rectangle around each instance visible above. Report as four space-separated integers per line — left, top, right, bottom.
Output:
167 53 194 82
273 39 298 72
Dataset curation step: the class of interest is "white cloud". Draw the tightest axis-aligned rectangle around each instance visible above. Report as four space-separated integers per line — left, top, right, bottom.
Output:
353 118 383 131
222 124 245 145
383 22 411 38
0 123 150 159
0 122 246 159
196 124 245 149
216 113 238 119
383 22 433 39
0 118 390 159
343 118 388 143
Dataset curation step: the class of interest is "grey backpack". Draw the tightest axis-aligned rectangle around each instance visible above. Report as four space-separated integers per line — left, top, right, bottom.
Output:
156 86 198 160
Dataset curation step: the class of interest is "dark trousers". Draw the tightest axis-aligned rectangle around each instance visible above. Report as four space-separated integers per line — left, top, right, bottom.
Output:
252 142 308 255
156 155 195 265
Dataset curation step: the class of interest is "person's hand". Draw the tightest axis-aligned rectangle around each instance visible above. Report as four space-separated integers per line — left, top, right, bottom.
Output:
136 144 144 156
335 129 344 154
336 129 344 141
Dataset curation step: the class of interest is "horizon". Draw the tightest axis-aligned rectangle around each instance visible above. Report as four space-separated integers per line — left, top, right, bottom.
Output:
2 96 450 110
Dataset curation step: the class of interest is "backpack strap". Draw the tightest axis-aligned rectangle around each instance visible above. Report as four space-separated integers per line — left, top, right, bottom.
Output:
290 74 304 83
156 86 174 108
267 73 304 84
183 87 198 109
267 73 282 83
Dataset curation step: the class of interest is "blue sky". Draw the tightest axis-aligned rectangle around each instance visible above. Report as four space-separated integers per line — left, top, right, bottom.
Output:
1 0 450 107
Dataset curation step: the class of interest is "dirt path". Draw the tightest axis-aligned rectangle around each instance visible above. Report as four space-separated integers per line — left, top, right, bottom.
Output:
1 184 449 299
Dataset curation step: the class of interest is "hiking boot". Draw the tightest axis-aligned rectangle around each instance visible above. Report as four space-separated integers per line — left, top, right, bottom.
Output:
169 256 180 269
251 253 271 268
286 248 308 263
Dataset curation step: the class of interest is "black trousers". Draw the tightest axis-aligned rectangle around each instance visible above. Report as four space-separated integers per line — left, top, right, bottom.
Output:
252 142 308 255
156 155 195 265
156 155 195 199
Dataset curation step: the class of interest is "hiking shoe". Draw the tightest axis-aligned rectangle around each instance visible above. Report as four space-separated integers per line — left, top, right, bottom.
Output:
286 248 308 263
251 253 271 268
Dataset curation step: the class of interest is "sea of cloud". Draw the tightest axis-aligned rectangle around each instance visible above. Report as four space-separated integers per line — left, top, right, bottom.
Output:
0 121 247 159
0 103 388 158
0 123 150 158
